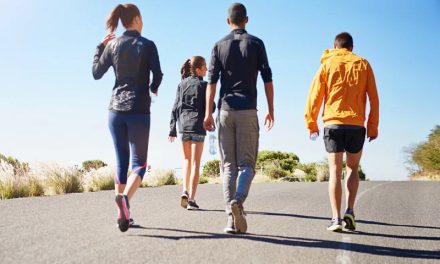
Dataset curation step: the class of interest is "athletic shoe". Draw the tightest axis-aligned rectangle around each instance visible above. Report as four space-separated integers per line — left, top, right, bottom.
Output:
116 218 134 227
230 200 247 233
343 209 356 230
181 191 189 208
187 200 200 210
224 214 237 234
115 194 130 232
327 218 343 232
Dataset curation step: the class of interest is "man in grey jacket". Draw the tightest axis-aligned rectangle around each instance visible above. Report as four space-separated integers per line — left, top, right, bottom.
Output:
204 3 274 234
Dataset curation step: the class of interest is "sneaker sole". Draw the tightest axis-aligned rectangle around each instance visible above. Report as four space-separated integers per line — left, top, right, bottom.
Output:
115 195 130 232
343 214 356 230
224 227 237 234
181 195 189 208
187 206 199 210
327 225 343 232
231 203 247 233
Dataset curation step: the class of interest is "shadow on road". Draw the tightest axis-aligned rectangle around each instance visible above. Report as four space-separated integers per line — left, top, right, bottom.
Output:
130 227 440 260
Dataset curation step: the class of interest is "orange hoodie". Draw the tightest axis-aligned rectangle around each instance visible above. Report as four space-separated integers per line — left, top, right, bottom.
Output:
305 49 379 138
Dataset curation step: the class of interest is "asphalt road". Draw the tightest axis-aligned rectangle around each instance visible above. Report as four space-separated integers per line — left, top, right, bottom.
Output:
1 181 439 263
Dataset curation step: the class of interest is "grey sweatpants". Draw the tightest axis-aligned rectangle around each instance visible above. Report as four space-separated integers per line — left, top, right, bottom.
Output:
217 110 259 214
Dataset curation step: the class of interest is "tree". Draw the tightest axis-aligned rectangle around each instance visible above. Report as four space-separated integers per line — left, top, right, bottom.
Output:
82 160 107 172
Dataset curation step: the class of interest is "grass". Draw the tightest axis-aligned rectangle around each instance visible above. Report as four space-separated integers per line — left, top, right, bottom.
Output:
0 160 45 199
143 169 177 187
37 163 84 195
83 166 115 192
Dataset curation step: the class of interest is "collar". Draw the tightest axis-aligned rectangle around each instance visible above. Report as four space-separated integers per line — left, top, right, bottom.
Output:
123 30 141 37
231 28 247 34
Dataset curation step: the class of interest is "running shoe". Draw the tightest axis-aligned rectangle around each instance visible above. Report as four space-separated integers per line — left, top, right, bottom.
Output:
115 194 130 232
327 218 343 232
230 200 247 233
187 200 200 210
343 208 356 230
181 191 189 208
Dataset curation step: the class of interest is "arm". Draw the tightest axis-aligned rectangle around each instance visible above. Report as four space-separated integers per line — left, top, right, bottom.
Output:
204 83 217 131
204 45 220 131
169 84 181 139
92 33 114 80
366 63 379 141
149 42 163 95
304 65 326 135
264 82 274 130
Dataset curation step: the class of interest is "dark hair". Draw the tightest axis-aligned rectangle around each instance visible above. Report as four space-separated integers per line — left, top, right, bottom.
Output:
228 3 247 25
334 32 353 49
106 4 141 32
181 56 206 80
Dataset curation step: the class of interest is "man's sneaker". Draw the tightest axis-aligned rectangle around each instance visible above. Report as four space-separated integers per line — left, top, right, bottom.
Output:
187 200 200 210
115 194 130 232
343 209 356 230
224 214 237 234
230 200 247 233
181 191 189 208
327 218 343 232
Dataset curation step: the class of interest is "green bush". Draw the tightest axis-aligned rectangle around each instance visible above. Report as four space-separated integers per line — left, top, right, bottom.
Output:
0 153 29 176
257 150 299 173
410 125 440 174
82 160 107 172
263 163 288 180
198 176 209 184
202 160 220 178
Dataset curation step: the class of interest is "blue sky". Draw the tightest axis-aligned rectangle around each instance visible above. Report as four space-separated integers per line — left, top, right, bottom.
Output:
0 0 439 181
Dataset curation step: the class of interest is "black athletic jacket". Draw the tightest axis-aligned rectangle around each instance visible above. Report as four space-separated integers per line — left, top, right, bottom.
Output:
208 28 272 111
169 76 215 137
92 30 163 114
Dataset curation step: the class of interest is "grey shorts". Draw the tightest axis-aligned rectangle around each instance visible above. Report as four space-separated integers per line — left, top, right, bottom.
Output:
181 133 205 142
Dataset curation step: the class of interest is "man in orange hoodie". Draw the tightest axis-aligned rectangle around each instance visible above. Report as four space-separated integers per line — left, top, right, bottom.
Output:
305 32 379 231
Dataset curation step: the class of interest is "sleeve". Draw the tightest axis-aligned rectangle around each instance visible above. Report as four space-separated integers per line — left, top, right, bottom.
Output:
208 44 221 85
304 65 326 133
169 84 181 137
149 42 163 93
92 43 112 80
258 41 273 83
366 62 379 138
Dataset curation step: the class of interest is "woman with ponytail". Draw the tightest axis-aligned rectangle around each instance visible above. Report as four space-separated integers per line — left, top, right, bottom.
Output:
92 3 163 232
169 56 213 210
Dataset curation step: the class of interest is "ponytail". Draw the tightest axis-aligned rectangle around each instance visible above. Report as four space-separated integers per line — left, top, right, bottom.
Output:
180 59 191 80
106 4 141 33
180 56 206 80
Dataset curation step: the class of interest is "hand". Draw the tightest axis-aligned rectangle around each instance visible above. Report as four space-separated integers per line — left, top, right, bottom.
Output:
368 136 377 142
310 130 319 139
152 92 158 97
264 112 274 131
204 115 215 131
101 33 115 46
168 136 176 143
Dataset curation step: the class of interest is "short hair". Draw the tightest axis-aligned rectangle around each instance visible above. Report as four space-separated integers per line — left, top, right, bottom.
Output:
228 3 247 25
334 32 353 49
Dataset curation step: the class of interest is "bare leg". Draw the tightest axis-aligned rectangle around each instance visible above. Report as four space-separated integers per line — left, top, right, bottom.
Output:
115 184 125 196
345 150 363 210
189 141 204 200
123 174 142 201
182 141 192 193
328 152 344 219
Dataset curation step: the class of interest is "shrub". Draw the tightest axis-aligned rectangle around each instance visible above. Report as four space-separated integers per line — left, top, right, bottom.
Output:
38 163 83 194
0 160 44 199
145 169 177 187
0 153 30 176
408 125 440 180
198 176 209 184
82 160 107 172
257 150 299 173
263 163 288 180
83 166 115 192
202 160 220 178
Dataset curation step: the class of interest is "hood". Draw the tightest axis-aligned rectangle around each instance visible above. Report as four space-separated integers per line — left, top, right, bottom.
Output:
320 48 352 64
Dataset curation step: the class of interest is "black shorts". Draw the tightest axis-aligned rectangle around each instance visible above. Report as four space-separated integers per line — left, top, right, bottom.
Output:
323 126 366 153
